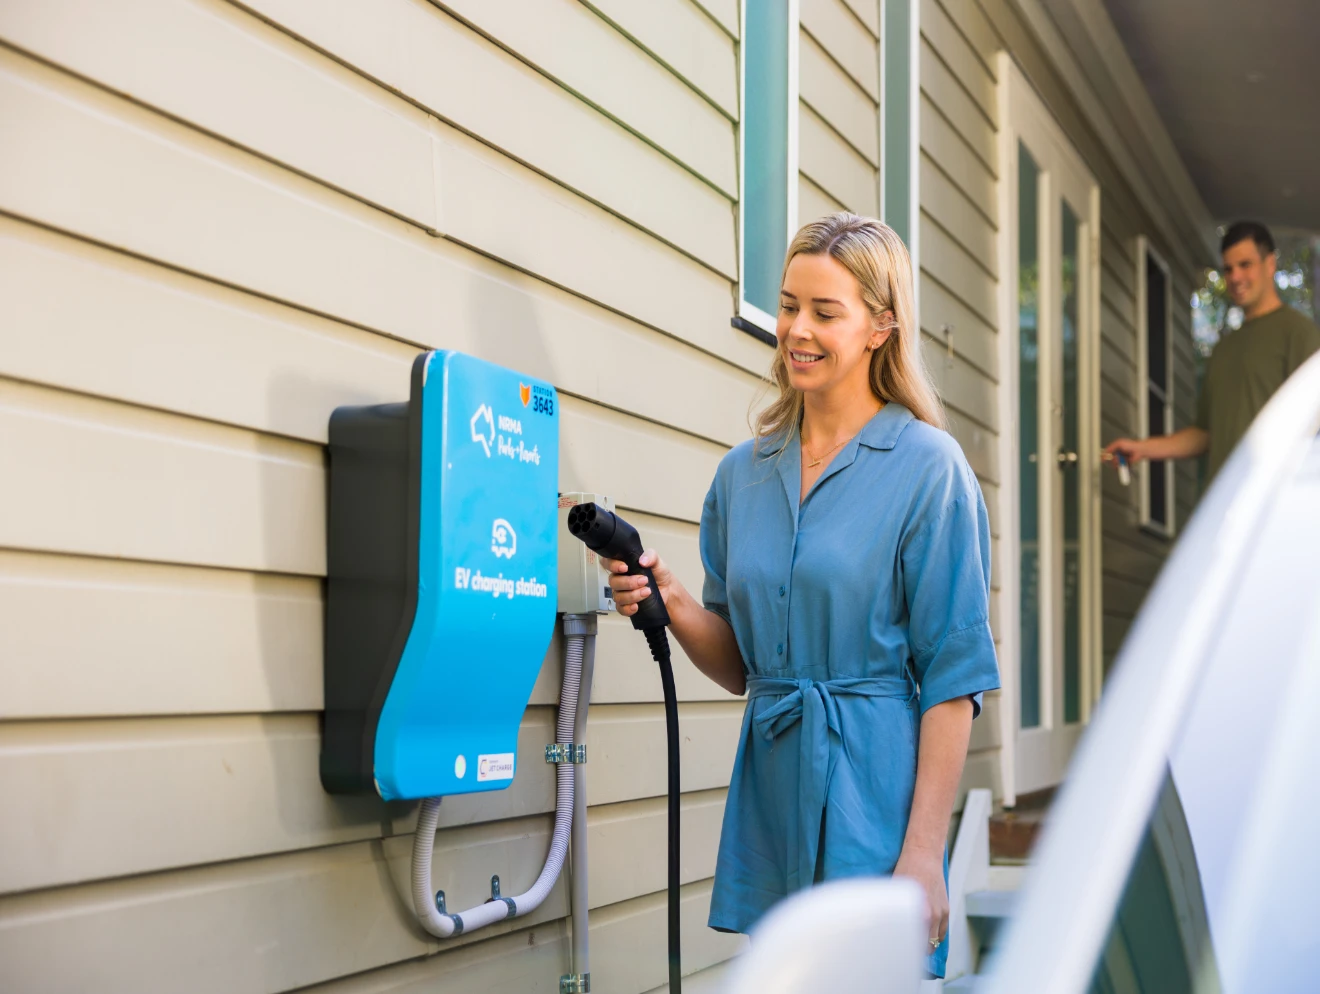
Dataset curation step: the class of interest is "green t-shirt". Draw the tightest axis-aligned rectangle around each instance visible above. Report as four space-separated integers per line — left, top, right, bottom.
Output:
1196 305 1320 480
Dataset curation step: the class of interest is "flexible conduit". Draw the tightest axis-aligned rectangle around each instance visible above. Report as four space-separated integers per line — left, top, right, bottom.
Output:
411 630 586 939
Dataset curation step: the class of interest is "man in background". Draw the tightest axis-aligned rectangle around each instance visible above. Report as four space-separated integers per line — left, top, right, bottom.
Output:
1105 221 1320 483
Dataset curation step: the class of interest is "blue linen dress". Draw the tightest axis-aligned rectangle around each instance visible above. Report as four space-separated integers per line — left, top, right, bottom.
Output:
701 403 1001 978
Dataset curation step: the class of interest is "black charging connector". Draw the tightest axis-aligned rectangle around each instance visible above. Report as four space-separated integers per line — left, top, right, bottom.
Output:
566 502 682 994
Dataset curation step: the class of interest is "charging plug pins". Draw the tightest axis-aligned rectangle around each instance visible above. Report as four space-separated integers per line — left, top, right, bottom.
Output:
566 503 596 534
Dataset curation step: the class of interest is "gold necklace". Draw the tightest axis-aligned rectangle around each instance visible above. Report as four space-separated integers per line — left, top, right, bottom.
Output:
801 429 856 468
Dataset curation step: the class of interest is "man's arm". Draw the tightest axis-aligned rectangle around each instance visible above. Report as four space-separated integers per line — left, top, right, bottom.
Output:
1104 426 1209 465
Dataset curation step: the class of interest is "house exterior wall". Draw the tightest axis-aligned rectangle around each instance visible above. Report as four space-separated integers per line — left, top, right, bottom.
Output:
971 0 1207 686
0 0 1208 990
920 0 1209 799
917 0 1007 803
1095 224 1200 669
798 0 880 223
0 0 756 990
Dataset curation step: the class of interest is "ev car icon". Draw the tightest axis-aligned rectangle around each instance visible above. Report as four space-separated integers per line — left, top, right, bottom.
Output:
470 403 495 457
491 518 517 559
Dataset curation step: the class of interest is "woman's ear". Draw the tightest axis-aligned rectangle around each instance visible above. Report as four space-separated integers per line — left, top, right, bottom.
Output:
869 310 897 350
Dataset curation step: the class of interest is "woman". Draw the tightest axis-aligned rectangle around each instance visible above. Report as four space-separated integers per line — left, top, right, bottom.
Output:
605 213 999 978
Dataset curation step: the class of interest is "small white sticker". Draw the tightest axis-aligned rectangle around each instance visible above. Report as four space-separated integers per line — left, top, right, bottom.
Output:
477 753 515 782
454 755 467 779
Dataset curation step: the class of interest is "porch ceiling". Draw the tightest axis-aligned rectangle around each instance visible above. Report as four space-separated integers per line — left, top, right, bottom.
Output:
1102 0 1320 232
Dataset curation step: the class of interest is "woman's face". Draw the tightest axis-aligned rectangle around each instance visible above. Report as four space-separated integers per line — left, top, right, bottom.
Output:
776 253 890 397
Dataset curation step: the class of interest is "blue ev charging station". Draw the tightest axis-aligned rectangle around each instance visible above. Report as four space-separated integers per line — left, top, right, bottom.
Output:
322 349 681 994
321 350 559 799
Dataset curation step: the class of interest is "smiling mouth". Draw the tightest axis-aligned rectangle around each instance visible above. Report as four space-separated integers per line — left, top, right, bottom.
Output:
789 350 824 364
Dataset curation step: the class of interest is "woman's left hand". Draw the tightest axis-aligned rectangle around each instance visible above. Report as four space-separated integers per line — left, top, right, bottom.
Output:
893 844 948 951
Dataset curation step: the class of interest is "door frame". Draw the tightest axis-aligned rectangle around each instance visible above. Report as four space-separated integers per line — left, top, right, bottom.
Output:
995 53 1104 805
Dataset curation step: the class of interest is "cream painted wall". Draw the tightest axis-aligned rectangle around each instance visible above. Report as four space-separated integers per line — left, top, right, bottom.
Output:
0 0 754 990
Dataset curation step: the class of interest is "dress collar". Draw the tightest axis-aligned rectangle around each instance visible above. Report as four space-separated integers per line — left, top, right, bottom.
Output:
770 403 914 515
857 402 915 450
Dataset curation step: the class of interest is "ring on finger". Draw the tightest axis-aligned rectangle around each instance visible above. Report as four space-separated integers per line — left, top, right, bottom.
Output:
929 936 942 949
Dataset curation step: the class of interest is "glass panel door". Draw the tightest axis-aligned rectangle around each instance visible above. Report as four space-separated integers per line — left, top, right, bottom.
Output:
1018 144 1042 731
1061 201 1082 725
1008 70 1099 797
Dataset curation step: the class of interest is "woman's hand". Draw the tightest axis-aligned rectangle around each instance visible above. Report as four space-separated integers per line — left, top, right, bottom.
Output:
893 844 949 951
602 550 675 617
603 550 747 696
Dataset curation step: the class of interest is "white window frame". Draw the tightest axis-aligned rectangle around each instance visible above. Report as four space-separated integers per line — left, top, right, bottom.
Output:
1135 236 1176 537
733 0 799 344
879 0 921 315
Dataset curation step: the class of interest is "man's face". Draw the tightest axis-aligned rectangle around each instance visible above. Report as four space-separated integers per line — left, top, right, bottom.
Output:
1222 239 1277 310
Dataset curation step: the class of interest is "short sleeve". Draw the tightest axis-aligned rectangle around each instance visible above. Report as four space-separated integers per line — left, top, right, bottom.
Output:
699 479 731 626
901 475 1001 717
1285 319 1320 377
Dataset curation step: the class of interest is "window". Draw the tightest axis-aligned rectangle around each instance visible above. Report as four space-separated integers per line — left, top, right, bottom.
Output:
881 0 919 259
732 0 798 345
1138 238 1175 534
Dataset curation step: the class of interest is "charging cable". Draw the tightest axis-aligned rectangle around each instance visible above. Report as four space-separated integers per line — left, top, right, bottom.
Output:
566 502 682 994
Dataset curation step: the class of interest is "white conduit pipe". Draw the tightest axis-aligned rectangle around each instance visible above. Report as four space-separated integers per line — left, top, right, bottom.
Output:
412 631 585 939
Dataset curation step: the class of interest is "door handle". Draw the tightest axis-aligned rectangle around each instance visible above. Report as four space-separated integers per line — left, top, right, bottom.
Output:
1056 450 1079 466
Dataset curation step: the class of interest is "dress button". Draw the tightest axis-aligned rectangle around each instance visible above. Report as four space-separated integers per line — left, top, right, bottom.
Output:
776 643 784 656
779 585 786 597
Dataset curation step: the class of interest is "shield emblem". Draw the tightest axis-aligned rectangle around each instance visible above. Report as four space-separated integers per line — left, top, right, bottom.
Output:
519 383 531 407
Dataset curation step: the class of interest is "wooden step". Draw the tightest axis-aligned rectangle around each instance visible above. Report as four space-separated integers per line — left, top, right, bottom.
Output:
985 865 1025 890
989 787 1055 864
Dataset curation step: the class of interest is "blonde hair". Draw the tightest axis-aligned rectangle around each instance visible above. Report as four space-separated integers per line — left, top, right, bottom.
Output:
753 213 946 443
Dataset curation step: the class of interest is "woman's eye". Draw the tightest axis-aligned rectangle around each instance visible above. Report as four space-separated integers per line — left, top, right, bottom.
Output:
815 311 837 321
780 303 797 314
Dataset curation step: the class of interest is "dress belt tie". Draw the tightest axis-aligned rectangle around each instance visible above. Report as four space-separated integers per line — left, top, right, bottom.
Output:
747 675 914 891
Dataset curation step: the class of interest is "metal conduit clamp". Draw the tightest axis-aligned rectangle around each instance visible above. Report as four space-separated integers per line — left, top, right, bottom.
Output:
485 874 516 916
559 973 590 993
545 742 587 764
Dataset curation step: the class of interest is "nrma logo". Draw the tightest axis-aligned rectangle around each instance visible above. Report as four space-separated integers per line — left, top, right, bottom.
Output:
518 383 531 407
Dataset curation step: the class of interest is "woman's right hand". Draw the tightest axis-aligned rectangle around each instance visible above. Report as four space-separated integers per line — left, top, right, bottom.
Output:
604 549 746 696
602 550 676 618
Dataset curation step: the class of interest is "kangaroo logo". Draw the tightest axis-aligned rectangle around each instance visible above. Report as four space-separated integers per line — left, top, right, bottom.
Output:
491 518 517 559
